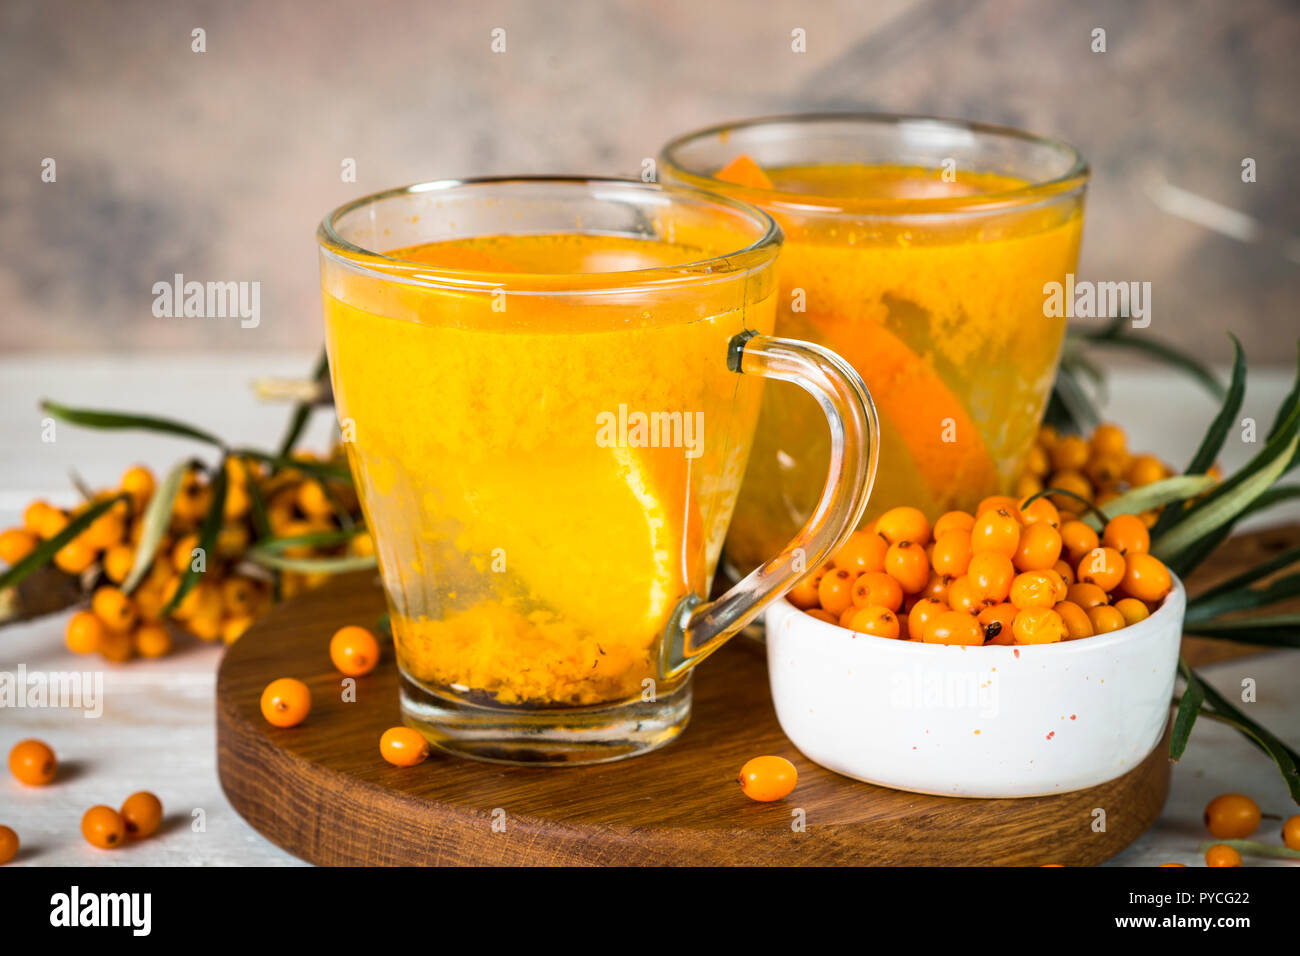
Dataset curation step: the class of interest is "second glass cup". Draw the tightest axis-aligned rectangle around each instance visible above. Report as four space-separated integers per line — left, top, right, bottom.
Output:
661 114 1089 575
317 178 878 765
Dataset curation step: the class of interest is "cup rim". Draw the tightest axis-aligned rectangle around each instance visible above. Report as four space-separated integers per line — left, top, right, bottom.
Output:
659 112 1091 218
317 175 782 295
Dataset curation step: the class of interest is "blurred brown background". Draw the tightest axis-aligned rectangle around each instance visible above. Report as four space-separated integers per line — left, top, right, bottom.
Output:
1 0 1297 361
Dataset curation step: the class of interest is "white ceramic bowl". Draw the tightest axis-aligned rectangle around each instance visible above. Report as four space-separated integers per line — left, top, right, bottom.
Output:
765 576 1185 798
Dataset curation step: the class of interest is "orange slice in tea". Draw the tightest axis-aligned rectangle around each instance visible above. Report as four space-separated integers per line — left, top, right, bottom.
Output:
715 154 774 190
804 312 999 507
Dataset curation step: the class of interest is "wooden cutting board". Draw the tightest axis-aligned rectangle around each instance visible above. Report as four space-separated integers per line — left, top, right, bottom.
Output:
217 571 1181 867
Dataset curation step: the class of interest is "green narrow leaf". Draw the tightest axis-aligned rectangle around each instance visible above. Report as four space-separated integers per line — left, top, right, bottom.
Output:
42 400 225 446
121 461 190 595
1151 335 1247 538
252 529 356 552
229 448 352 483
1180 614 1300 648
1153 408 1300 562
246 552 376 574
275 349 330 460
0 494 129 591
1170 658 1204 762
1188 543 1300 607
1195 839 1300 861
1081 474 1216 531
1266 342 1300 443
1081 331 1225 399
1194 665 1300 803
162 462 229 614
1047 364 1100 434
243 467 273 541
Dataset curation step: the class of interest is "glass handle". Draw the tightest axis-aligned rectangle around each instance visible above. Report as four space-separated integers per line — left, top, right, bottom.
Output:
659 331 879 680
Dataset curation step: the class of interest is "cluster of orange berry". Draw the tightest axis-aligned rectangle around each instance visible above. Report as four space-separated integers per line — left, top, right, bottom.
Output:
256 624 431 768
1015 422 1180 517
1199 793 1300 867
0 450 370 663
1 739 163 859
791 492 1174 645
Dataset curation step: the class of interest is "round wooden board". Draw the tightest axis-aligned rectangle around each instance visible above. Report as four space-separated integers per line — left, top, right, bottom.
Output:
217 571 1172 866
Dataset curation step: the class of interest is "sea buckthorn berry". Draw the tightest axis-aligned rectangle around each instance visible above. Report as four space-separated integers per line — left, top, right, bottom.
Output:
120 791 163 839
1054 601 1094 640
851 571 903 612
84 509 125 550
970 508 1020 559
967 552 1015 605
1282 815 1300 850
221 616 254 645
54 538 96 575
1009 571 1059 611
1204 793 1260 839
1102 514 1150 555
885 541 930 594
933 510 975 539
297 480 335 519
788 569 826 610
1017 495 1060 528
1046 470 1093 511
81 806 127 849
1050 434 1090 473
1037 424 1060 448
818 568 857 616
91 586 137 633
330 626 380 676
875 506 931 547
833 530 888 574
1090 423 1127 458
0 528 38 565
98 629 134 663
1086 605 1127 635
1113 598 1151 626
1120 553 1173 603
946 575 982 615
976 495 1020 517
1012 607 1066 645
1066 581 1109 610
1023 444 1050 478
1014 474 1043 500
1013 522 1063 572
34 506 69 540
120 466 156 509
738 755 798 802
1077 547 1126 593
9 739 56 786
805 608 838 626
221 576 261 617
1052 559 1075 587
380 727 431 767
924 611 984 646
978 603 1018 645
65 611 105 655
102 544 135 584
22 501 54 535
1042 568 1068 603
172 534 200 574
133 624 174 658
1204 844 1242 868
848 605 901 639
0 825 16 865
931 530 973 577
1086 456 1128 488
833 605 856 627
921 572 951 604
1127 455 1168 487
260 678 311 728
908 599 945 642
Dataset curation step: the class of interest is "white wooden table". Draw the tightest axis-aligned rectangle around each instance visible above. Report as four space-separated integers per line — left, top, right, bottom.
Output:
1 354 1296 866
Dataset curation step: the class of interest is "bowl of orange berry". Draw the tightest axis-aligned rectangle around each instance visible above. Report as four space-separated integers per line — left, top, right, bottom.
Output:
764 493 1184 798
